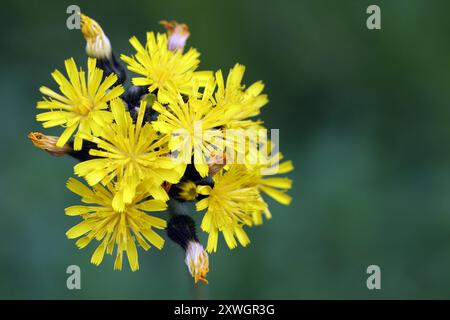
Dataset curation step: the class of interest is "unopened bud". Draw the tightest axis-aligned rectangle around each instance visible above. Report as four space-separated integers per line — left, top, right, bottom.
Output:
81 13 112 59
160 20 190 52
185 241 209 284
28 132 72 156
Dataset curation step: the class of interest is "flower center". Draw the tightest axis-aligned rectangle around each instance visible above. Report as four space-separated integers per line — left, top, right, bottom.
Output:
75 97 95 117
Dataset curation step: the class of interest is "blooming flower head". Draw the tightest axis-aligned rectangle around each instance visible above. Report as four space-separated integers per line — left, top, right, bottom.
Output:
151 88 241 177
74 98 183 212
121 32 209 96
65 178 167 271
36 57 124 150
196 165 267 253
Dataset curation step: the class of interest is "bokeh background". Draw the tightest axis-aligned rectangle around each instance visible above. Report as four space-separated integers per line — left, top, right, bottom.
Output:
1 0 450 299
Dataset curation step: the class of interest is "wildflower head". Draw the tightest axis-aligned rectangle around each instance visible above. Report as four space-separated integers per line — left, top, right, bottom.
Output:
74 98 183 212
28 132 72 156
120 32 204 95
65 178 167 271
36 57 124 150
196 165 267 252
152 89 241 177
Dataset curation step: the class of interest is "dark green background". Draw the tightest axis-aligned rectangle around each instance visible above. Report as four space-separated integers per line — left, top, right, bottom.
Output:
1 0 450 299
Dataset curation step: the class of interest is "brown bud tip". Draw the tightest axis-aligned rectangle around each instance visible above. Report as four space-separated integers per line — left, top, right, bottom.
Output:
28 132 72 156
159 20 190 52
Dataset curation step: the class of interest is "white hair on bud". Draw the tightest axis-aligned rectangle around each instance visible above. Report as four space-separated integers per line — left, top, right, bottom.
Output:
185 241 209 284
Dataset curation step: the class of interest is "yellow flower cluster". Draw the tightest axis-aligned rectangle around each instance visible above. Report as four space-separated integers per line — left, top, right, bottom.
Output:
30 14 293 278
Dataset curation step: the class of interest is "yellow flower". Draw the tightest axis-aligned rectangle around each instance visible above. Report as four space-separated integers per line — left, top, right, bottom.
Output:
36 57 124 150
74 98 183 212
152 89 242 177
206 63 268 129
121 32 210 96
196 165 267 253
65 178 167 272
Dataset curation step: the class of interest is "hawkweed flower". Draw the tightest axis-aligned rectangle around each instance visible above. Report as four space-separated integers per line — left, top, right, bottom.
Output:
152 87 242 177
65 178 167 271
121 32 210 96
36 57 124 150
74 98 183 211
196 165 267 252
167 213 209 283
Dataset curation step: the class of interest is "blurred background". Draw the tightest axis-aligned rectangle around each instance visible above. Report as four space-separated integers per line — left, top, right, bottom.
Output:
1 0 450 299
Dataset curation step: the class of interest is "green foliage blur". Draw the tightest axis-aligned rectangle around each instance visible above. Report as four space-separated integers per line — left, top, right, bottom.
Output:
1 0 450 299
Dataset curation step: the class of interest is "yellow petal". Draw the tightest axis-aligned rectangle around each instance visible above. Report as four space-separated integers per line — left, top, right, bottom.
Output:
137 200 167 212
57 123 78 148
196 198 209 211
223 227 237 249
235 227 250 247
259 185 292 205
65 205 95 216
206 228 218 253
261 177 292 189
66 178 93 198
141 229 165 249
126 239 139 272
91 242 107 266
66 220 93 239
